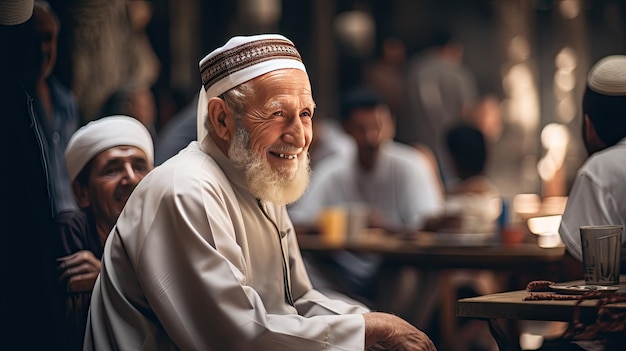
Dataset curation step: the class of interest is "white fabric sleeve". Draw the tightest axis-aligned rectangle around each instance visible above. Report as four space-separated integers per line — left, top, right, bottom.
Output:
559 170 623 262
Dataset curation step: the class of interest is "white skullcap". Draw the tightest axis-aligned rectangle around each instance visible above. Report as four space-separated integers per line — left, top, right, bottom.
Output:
0 0 34 25
65 115 154 181
196 34 307 142
587 55 626 96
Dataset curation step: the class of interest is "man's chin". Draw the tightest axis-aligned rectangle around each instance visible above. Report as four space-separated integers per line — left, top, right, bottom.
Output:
275 168 298 181
247 163 310 205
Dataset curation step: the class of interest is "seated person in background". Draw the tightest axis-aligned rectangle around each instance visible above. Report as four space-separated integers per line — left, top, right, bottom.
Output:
2 2 68 349
423 122 501 234
559 55 626 279
57 114 154 287
56 115 154 348
288 86 443 303
32 1 80 213
422 123 502 350
84 34 435 351
308 110 355 169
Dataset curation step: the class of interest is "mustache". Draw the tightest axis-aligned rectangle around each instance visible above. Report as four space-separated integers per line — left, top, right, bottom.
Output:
269 145 303 155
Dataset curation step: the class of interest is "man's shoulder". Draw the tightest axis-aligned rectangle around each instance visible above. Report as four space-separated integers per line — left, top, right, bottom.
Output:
312 156 353 181
383 142 428 165
582 144 626 174
142 144 228 196
55 209 89 230
571 145 626 197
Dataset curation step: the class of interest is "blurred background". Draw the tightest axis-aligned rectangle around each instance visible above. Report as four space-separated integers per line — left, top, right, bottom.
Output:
47 0 626 203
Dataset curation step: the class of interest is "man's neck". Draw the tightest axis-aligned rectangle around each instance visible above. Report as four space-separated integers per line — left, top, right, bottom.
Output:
206 132 230 157
95 222 113 247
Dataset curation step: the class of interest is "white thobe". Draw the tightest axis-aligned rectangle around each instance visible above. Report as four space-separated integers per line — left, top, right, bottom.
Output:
84 140 368 350
559 138 626 261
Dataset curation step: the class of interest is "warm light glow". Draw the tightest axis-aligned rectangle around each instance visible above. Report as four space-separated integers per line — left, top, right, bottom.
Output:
537 233 564 248
528 214 564 248
513 193 541 215
503 63 539 130
541 196 568 215
555 47 577 71
334 10 375 57
241 0 281 26
538 123 570 181
507 35 530 61
554 70 576 92
504 64 534 92
556 96 576 123
527 215 562 235
537 157 557 181
559 0 581 19
541 123 569 150
553 48 578 123
520 332 544 350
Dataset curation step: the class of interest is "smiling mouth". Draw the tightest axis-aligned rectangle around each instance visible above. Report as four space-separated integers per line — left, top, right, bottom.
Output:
270 151 298 160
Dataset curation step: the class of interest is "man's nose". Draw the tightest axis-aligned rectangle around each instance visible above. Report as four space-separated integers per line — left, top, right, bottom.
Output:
283 117 306 148
365 128 381 146
121 163 139 185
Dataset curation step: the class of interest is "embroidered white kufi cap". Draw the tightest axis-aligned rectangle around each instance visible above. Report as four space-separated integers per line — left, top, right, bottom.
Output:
196 34 307 142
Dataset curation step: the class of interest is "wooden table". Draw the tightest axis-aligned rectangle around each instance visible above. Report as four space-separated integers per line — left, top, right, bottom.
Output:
297 231 566 270
298 231 567 349
457 278 626 351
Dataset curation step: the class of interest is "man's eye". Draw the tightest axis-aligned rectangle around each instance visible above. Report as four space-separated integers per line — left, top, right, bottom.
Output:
103 167 120 175
134 164 148 173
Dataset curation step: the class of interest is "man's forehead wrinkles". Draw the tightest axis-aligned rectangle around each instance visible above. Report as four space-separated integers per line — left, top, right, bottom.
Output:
263 97 314 109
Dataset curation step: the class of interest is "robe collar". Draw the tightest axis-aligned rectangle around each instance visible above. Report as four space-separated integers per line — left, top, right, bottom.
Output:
201 136 250 194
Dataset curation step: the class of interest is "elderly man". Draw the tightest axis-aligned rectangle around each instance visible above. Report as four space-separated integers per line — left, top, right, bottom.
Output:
559 55 626 279
85 34 435 351
56 115 154 348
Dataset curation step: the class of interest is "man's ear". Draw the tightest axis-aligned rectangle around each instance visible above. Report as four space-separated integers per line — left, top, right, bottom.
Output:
584 114 595 139
207 97 233 142
583 114 608 154
72 181 90 209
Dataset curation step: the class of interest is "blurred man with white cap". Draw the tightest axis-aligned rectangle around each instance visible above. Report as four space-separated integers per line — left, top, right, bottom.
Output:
85 34 435 351
557 55 626 350
1 0 68 349
54 114 153 349
559 55 626 269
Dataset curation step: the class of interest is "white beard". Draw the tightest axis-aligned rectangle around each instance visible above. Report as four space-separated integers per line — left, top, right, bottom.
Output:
228 126 310 205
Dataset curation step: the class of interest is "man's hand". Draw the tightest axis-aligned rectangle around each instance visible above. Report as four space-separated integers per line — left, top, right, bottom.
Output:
364 312 436 351
57 250 101 291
